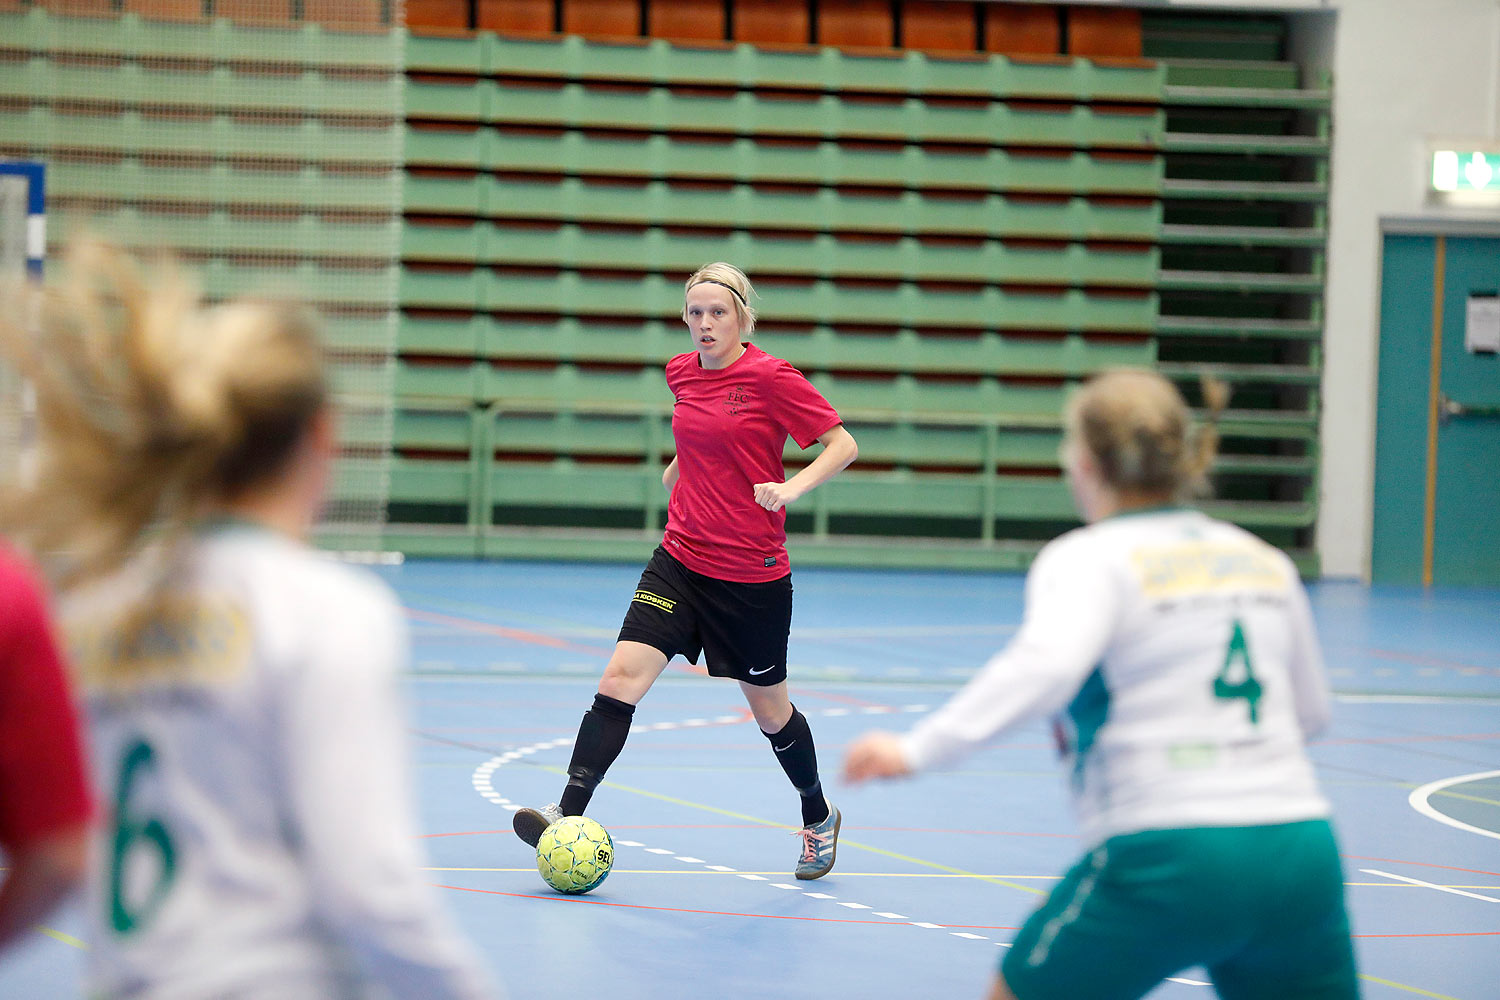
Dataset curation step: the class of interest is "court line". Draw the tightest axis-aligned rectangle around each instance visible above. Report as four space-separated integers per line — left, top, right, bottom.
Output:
1408 769 1500 842
35 926 86 949
1359 973 1463 1000
460 711 1464 998
1431 787 1500 809
434 882 1012 929
591 780 1046 897
1363 647 1500 678
430 867 1057 880
1342 854 1500 879
1359 869 1500 904
472 706 1049 898
1318 732 1500 747
470 704 1058 958
1356 931 1500 939
405 608 613 655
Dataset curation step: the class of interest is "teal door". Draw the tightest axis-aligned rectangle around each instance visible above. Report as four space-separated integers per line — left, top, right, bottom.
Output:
1373 233 1500 586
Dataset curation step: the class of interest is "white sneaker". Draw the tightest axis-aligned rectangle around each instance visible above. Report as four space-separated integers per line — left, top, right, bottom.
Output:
513 803 564 847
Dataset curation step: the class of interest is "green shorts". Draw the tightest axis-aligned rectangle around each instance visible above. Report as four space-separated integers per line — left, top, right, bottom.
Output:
1002 819 1358 1000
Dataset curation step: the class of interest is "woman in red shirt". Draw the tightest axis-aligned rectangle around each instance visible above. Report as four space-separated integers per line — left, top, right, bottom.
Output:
0 545 93 954
514 263 858 880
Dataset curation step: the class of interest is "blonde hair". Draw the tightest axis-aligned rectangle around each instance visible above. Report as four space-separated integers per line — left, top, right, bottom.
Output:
0 238 327 590
683 262 757 338
1065 367 1230 500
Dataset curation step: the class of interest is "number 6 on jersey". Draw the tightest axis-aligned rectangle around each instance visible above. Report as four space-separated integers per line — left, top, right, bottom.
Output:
108 737 179 935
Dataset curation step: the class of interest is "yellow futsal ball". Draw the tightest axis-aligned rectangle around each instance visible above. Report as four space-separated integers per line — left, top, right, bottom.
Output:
536 815 614 895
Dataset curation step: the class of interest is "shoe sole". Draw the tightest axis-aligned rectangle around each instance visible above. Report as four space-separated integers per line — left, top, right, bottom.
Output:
795 808 840 881
513 808 553 848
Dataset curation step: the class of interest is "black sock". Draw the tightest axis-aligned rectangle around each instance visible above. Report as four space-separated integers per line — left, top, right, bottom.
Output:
762 706 828 827
558 693 636 816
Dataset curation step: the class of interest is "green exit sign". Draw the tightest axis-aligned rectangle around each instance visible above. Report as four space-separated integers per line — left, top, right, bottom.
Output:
1432 150 1500 192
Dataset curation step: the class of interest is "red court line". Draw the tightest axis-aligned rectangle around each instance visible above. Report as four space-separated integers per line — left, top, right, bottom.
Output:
1355 932 1500 939
424 825 1073 838
1342 855 1500 879
421 830 512 838
403 607 709 676
435 883 1013 929
406 608 611 654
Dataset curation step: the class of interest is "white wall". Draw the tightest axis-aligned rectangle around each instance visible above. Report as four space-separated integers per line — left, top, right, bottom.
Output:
1084 0 1500 578
1303 0 1499 578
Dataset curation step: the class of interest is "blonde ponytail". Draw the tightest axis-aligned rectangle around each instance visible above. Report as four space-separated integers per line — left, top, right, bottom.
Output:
1183 375 1231 498
1066 367 1227 501
0 239 326 590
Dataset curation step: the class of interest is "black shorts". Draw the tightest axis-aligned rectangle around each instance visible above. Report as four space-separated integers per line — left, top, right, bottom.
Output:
618 546 792 686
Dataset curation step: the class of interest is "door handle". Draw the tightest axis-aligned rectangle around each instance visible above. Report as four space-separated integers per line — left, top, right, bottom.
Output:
1439 392 1500 423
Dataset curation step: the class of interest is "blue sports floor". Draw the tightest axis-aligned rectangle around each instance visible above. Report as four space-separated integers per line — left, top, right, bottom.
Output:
5 560 1498 999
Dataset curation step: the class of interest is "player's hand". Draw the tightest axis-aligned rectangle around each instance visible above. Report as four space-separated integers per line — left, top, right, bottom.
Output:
753 481 801 512
842 732 912 784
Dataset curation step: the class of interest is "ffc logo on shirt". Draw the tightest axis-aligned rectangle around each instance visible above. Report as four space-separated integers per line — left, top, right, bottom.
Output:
724 385 750 415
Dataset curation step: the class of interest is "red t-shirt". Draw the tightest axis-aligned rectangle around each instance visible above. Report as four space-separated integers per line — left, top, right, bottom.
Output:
662 343 842 583
0 546 93 852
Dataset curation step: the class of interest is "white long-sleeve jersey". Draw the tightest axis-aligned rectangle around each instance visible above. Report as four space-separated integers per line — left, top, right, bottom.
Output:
902 508 1332 845
61 525 500 1000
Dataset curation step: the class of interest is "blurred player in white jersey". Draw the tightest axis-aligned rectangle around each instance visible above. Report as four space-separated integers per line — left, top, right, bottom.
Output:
844 369 1358 1000
1 240 501 1000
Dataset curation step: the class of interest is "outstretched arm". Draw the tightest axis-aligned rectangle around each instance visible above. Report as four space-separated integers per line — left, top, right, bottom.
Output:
753 424 858 512
844 539 1117 783
0 826 90 952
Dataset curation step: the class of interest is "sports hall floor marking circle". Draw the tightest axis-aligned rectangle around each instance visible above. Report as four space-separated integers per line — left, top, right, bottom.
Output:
1408 769 1500 842
468 703 1215 985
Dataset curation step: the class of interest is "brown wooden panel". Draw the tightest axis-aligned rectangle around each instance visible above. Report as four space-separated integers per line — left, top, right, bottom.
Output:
561 0 639 37
1066 5 1142 58
648 0 725 41
479 0 553 32
305 0 387 26
902 1 974 53
817 0 893 48
983 1 1058 56
215 0 296 24
125 0 204 22
732 0 809 45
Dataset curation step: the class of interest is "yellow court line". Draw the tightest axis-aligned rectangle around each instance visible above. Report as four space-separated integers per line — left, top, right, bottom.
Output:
1361 973 1461 1000
1351 882 1500 890
36 925 87 950
435 869 1500 890
1432 787 1500 809
427 867 1059 879
580 776 1048 897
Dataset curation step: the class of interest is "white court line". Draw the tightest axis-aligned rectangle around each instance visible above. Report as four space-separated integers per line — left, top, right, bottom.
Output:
1407 769 1500 842
1168 977 1211 987
467 704 1072 958
1360 869 1500 903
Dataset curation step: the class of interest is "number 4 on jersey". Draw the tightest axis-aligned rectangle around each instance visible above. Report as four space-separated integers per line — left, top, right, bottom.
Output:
1214 619 1263 724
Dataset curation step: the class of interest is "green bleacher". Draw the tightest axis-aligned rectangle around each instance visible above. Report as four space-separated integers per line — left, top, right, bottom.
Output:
0 7 404 540
0 5 1328 571
392 13 1327 571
